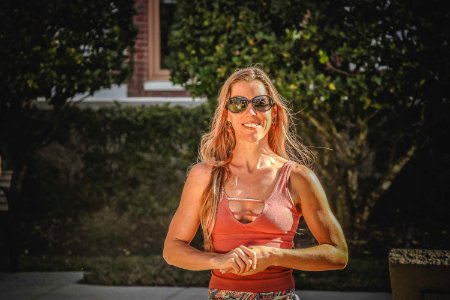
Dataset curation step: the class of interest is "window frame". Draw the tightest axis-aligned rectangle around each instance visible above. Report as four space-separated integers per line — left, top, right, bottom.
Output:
148 0 170 81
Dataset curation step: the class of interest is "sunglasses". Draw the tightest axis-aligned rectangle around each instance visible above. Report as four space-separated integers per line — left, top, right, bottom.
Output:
225 95 275 113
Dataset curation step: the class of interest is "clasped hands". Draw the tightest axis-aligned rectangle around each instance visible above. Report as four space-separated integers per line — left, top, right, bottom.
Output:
214 245 272 276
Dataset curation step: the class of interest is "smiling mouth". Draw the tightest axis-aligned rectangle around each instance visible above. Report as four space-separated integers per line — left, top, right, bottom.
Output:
242 123 262 129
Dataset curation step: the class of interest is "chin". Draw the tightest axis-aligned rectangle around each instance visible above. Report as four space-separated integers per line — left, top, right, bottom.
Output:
241 134 266 143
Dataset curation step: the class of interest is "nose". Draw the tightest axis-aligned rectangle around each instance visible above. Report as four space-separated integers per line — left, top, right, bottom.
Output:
247 103 257 116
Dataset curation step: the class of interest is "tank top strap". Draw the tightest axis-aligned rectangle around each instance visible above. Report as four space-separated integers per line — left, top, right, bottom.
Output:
273 160 294 194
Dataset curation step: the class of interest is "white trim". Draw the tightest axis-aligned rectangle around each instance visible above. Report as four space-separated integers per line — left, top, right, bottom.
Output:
34 97 206 108
90 84 127 98
79 97 204 103
144 80 184 91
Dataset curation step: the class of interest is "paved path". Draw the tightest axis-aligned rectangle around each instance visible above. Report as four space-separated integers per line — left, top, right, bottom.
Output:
0 272 392 300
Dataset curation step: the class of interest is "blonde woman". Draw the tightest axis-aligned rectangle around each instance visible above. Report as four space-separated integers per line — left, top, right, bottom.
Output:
163 67 348 299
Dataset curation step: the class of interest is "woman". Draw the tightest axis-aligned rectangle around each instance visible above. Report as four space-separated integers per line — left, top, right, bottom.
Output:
163 67 348 299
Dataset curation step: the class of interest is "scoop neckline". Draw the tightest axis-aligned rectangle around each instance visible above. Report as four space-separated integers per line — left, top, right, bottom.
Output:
225 197 268 226
223 160 291 226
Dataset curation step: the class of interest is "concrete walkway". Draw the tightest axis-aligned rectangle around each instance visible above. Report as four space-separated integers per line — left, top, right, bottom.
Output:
0 272 392 300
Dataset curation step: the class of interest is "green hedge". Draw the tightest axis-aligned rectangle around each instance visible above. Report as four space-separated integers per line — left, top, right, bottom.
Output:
18 104 211 257
17 255 390 291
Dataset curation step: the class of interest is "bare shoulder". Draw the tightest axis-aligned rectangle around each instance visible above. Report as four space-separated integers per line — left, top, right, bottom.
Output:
186 162 213 187
290 162 319 187
289 162 325 202
176 162 214 210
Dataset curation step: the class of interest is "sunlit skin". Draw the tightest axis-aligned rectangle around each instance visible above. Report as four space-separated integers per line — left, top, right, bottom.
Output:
227 80 275 145
163 80 348 277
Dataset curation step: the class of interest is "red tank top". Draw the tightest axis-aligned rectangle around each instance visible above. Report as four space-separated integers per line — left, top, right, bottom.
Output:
209 161 301 292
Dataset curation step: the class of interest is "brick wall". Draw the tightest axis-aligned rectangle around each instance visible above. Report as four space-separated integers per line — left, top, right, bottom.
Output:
128 0 189 98
128 0 148 97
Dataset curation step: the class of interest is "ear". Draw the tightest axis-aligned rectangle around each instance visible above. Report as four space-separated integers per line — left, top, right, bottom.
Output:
271 105 278 119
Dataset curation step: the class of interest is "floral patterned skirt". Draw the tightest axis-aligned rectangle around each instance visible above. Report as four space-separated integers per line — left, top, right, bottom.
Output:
207 288 299 300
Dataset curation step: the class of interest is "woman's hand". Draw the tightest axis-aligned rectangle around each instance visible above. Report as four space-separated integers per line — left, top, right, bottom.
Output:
220 245 274 276
214 245 257 274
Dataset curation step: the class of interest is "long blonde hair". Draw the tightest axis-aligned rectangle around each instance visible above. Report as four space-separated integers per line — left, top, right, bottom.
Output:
199 66 313 251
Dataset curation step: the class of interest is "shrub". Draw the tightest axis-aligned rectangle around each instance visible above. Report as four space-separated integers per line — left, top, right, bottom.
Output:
17 255 390 291
19 104 211 256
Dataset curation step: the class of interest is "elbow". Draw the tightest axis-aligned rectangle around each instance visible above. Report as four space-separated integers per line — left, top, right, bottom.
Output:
326 243 348 270
162 243 175 266
162 247 170 265
163 238 191 267
336 255 348 269
335 247 349 269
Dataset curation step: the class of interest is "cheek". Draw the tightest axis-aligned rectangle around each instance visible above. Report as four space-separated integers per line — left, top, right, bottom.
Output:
263 112 273 127
228 116 239 127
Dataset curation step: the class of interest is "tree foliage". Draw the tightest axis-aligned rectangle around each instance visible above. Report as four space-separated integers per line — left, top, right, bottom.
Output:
167 0 450 241
0 0 136 271
0 0 136 110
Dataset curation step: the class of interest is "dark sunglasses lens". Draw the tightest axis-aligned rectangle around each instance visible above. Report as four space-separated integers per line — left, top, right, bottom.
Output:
227 97 247 113
253 96 273 111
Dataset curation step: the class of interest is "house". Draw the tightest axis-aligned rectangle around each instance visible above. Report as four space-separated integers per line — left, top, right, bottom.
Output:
79 0 204 106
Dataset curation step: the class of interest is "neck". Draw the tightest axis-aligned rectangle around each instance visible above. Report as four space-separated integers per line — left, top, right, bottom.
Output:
230 138 276 172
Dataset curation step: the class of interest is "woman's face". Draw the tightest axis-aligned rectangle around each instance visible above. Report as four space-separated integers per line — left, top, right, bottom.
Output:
227 80 275 144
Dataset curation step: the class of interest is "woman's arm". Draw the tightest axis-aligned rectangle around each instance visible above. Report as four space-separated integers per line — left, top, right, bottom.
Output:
227 164 348 275
163 163 255 273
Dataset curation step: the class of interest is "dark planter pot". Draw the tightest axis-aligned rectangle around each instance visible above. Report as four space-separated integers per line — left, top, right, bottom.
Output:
389 248 450 300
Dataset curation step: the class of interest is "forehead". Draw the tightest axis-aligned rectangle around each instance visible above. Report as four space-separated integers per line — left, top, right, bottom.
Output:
230 80 267 97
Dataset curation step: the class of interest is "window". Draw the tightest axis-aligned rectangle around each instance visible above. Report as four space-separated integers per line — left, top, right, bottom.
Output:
148 0 177 81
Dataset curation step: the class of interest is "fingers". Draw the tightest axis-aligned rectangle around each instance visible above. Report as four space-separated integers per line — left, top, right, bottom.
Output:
220 254 244 274
234 246 253 273
222 245 256 274
220 267 233 274
231 252 247 272
238 245 257 270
